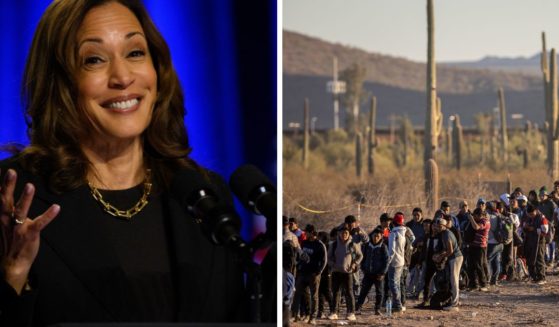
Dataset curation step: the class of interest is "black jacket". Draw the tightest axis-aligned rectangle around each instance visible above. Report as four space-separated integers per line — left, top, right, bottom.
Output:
0 157 247 326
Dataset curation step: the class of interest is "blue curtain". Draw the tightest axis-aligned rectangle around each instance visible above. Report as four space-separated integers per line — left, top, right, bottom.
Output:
0 0 277 240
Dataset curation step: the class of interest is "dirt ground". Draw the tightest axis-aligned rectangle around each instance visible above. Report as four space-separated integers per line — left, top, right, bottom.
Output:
290 269 559 327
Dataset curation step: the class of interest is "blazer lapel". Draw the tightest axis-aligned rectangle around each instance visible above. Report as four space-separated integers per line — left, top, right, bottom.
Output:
30 177 134 321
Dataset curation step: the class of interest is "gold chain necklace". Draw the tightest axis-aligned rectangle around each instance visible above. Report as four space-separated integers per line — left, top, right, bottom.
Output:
88 169 152 220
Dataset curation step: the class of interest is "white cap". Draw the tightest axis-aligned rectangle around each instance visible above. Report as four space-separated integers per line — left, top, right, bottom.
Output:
499 193 510 207
517 195 528 202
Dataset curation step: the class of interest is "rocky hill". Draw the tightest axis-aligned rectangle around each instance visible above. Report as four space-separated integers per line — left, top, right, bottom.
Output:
283 30 545 129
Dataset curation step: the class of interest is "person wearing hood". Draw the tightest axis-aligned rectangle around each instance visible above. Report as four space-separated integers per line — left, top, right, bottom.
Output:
387 212 413 313
327 227 363 321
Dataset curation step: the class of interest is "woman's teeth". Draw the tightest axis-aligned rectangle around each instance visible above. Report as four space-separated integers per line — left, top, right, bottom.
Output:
106 98 139 109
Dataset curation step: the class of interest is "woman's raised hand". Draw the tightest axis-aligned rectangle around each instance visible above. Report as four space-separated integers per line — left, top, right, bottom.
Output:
0 169 60 294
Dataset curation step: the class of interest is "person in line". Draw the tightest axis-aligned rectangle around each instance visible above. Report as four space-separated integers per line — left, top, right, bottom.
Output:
355 227 389 316
537 187 557 265
522 205 549 284
289 217 307 245
291 225 327 325
316 231 333 319
486 202 506 286
466 208 490 292
432 217 463 311
406 207 425 299
387 212 411 313
0 0 248 324
417 219 437 308
328 227 363 321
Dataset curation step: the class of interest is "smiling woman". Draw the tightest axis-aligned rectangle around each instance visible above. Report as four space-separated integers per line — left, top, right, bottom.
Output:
0 0 259 325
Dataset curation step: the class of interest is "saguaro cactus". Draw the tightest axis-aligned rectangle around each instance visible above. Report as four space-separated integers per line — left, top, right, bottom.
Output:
498 87 508 162
424 0 442 164
452 114 464 170
303 98 310 169
368 96 377 175
425 158 439 213
542 32 552 168
550 48 559 179
356 132 362 177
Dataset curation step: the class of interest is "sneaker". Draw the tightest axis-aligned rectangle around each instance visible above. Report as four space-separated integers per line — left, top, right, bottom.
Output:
308 318 317 325
393 307 404 313
318 312 327 319
328 313 338 320
375 309 381 315
498 274 507 281
479 287 489 292
537 280 547 285
415 301 428 308
401 306 406 312
443 305 459 311
347 313 356 321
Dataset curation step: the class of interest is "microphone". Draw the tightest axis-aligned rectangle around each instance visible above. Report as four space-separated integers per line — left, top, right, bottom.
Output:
229 164 276 237
171 169 245 248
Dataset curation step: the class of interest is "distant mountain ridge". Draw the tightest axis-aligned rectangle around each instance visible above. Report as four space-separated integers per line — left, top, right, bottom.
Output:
284 30 541 94
283 30 546 130
442 53 554 75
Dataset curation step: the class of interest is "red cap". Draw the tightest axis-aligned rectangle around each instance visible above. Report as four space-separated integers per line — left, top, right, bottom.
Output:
393 213 404 225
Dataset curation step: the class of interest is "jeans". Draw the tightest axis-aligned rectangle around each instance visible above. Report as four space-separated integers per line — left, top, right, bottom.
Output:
388 265 404 310
487 243 504 285
291 272 320 319
318 271 333 315
400 266 408 306
501 242 513 277
545 241 556 263
331 272 355 314
356 273 384 310
407 263 425 297
448 256 464 306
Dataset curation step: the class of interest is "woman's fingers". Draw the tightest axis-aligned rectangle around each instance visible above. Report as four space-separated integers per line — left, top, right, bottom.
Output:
13 183 35 226
29 204 61 233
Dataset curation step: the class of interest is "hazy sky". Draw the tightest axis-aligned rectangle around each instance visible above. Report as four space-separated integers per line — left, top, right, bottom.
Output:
283 0 559 62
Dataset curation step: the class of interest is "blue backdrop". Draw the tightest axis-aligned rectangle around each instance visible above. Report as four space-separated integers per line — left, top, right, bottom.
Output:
0 0 277 240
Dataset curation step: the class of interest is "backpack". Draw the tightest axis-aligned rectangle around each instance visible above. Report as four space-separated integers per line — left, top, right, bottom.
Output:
494 216 513 244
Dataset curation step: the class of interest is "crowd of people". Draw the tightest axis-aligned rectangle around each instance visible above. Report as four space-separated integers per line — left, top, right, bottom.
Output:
282 181 559 325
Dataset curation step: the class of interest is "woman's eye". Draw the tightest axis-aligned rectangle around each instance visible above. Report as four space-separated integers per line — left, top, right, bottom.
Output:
84 56 103 65
129 50 145 58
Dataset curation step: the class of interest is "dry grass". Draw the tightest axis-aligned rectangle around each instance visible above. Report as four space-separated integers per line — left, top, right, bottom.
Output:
283 159 551 233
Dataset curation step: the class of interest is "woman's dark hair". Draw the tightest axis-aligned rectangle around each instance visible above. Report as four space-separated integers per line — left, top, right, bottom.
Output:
20 0 197 192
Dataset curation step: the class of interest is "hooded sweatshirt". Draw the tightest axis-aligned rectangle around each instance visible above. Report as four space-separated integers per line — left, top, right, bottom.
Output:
388 225 407 267
328 237 363 273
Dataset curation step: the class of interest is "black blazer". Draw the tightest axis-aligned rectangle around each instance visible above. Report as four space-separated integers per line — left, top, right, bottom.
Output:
0 157 247 326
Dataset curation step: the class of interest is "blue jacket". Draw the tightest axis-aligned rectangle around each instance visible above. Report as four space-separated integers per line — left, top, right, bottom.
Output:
360 241 389 275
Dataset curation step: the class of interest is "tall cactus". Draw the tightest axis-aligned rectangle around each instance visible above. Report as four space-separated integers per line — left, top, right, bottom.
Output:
550 48 559 179
355 132 362 177
368 96 377 175
452 114 464 170
424 0 441 164
425 158 439 213
303 98 310 169
498 87 508 162
542 32 552 168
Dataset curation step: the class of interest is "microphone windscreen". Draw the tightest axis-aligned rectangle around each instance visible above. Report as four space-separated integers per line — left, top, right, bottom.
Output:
170 169 216 204
229 164 275 206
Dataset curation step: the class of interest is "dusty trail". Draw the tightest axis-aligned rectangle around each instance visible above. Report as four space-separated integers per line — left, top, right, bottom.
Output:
291 272 559 326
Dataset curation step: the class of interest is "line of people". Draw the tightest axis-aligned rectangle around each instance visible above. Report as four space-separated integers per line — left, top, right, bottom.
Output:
282 182 559 325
